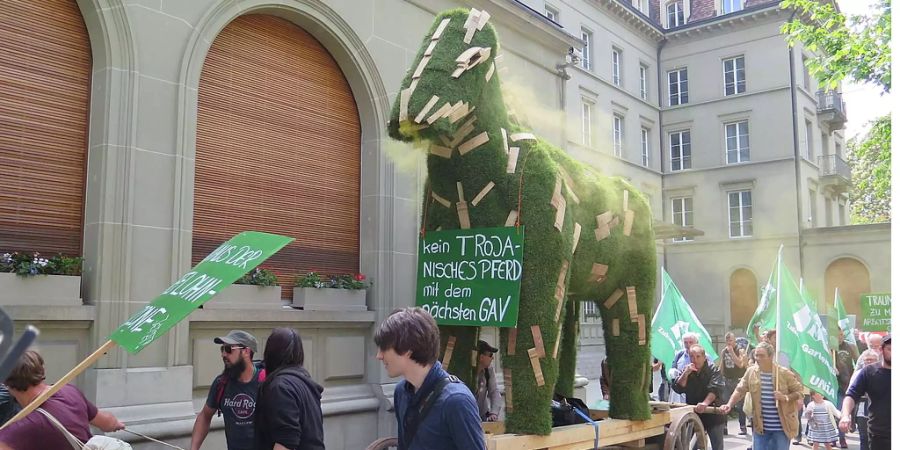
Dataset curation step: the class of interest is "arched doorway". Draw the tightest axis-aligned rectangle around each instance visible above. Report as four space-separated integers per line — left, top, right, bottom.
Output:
0 0 91 256
193 14 361 299
825 257 870 318
730 268 757 329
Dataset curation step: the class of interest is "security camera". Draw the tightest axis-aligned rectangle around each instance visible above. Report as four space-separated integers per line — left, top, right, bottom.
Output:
567 47 583 65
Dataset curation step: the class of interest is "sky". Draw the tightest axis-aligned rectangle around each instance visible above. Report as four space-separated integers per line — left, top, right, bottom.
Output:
836 0 891 140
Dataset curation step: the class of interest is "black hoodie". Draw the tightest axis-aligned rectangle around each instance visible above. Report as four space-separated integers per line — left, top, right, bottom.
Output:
254 366 325 450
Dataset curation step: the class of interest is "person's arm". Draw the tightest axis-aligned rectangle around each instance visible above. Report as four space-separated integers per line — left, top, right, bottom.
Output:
266 383 303 450
600 360 610 399
721 368 750 413
90 410 125 432
274 444 289 450
675 363 695 389
190 404 216 450
486 368 501 418
840 367 866 432
445 392 487 450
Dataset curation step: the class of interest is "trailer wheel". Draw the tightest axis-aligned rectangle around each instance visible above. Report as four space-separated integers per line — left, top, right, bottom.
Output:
365 437 398 450
664 411 707 450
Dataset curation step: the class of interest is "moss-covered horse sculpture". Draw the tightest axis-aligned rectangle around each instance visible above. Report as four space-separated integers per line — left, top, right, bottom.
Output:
388 8 656 434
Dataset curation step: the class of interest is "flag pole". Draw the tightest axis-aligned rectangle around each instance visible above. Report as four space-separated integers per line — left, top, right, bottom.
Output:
774 245 783 392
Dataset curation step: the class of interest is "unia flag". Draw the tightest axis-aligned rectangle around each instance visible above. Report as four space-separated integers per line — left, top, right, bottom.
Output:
651 267 718 368
774 250 840 399
747 263 776 346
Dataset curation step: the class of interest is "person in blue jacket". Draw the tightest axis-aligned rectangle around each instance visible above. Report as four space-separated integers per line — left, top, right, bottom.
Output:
374 307 486 450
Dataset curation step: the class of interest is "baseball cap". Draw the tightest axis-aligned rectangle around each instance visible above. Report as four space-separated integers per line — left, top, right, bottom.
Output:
214 330 258 353
477 340 498 354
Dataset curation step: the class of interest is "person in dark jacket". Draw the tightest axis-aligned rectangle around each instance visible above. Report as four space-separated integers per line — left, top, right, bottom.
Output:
672 345 727 450
254 327 325 450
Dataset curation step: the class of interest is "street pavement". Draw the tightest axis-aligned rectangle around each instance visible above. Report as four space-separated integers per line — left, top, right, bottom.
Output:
719 417 862 450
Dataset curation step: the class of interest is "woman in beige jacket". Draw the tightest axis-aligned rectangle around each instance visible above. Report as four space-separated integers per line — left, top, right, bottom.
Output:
721 342 804 450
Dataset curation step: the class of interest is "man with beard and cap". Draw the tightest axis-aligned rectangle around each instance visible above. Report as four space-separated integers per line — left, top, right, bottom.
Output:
190 330 263 450
254 327 325 450
840 334 891 450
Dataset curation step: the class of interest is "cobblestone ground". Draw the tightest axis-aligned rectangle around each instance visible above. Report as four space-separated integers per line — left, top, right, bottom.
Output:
720 417 861 450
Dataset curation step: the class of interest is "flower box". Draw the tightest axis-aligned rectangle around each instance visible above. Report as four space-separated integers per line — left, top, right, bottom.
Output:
202 284 284 310
292 287 367 311
0 273 82 306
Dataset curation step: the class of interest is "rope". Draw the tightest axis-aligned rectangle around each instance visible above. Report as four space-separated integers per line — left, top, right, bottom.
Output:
573 407 599 449
122 428 186 450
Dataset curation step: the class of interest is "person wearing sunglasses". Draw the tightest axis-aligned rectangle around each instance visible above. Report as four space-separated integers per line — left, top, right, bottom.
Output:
474 340 501 422
191 330 263 450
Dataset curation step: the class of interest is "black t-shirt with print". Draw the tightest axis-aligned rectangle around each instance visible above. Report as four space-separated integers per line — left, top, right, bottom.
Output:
206 371 261 450
845 363 891 439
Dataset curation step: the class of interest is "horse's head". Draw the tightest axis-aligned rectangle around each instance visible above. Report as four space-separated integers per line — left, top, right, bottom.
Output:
388 8 501 144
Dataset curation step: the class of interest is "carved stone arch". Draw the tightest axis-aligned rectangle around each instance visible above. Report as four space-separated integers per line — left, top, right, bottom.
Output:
729 266 758 330
825 256 871 318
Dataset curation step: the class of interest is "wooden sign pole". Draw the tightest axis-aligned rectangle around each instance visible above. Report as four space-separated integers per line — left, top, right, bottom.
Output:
0 339 116 429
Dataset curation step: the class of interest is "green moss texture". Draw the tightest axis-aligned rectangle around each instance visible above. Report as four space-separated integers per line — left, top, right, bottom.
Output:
388 9 656 434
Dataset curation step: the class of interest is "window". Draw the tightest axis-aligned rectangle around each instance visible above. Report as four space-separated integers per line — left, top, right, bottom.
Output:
612 48 622 86
669 130 691 171
668 68 688 106
725 121 750 164
545 6 559 22
804 119 814 160
801 55 811 91
808 189 817 227
722 0 743 14
613 115 624 157
671 197 694 242
723 56 746 95
639 64 648 99
582 101 593 146
666 1 685 28
641 127 650 167
728 190 752 237
838 202 846 225
581 29 593 71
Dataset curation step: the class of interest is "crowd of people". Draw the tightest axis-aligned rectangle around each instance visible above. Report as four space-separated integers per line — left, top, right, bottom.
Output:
642 329 891 450
0 307 887 450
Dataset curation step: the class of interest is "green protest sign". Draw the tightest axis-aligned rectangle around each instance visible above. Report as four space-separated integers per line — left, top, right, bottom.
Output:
111 231 294 353
416 227 523 327
859 293 891 332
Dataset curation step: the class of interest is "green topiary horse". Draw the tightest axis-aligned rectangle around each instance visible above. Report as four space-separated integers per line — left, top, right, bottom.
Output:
388 8 656 435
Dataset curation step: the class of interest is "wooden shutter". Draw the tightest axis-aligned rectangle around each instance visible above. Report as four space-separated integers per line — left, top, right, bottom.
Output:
194 15 361 298
0 0 91 256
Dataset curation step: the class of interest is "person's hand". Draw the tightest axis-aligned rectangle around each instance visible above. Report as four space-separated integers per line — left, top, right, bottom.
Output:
838 415 852 433
774 391 788 402
694 403 707 414
113 420 125 431
486 413 498 422
603 394 610 400
720 404 732 415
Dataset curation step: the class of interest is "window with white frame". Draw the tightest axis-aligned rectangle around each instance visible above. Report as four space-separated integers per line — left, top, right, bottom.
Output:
639 64 648 99
723 56 746 95
581 29 593 71
613 115 624 157
582 101 593 146
612 48 622 86
728 190 753 237
725 121 750 164
668 68 688 106
670 130 691 171
722 0 743 14
666 1 685 28
804 119 814 160
545 5 559 22
641 127 650 167
671 197 694 242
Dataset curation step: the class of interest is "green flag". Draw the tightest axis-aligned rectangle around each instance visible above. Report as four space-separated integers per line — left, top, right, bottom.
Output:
833 289 855 347
111 231 294 353
747 263 776 346
651 267 718 367
774 251 840 399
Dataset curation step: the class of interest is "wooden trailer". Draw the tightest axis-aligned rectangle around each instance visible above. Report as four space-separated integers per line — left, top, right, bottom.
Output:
366 402 710 450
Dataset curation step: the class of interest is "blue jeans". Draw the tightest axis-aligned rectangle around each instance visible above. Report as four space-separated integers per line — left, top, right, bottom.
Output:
753 430 791 450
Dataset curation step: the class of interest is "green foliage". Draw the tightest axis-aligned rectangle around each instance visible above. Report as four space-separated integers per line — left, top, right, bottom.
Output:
235 268 278 286
390 9 655 434
295 271 371 290
781 0 891 92
0 252 83 276
848 114 891 223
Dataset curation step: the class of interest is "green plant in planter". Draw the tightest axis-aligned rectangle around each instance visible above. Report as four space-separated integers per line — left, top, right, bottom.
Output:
296 272 371 290
235 268 278 286
1 252 83 276
387 8 656 434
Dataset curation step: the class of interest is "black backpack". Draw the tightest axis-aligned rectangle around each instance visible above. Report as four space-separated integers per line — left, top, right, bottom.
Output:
551 393 591 427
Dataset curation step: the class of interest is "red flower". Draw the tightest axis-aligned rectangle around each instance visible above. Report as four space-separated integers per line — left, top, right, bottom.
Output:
354 273 366 281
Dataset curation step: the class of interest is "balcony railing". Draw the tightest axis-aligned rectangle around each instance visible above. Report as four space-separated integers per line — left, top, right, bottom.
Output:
816 91 846 114
818 154 851 180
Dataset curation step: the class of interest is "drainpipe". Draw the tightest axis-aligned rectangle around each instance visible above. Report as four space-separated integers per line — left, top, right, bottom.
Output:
787 15 805 277
657 37 668 270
